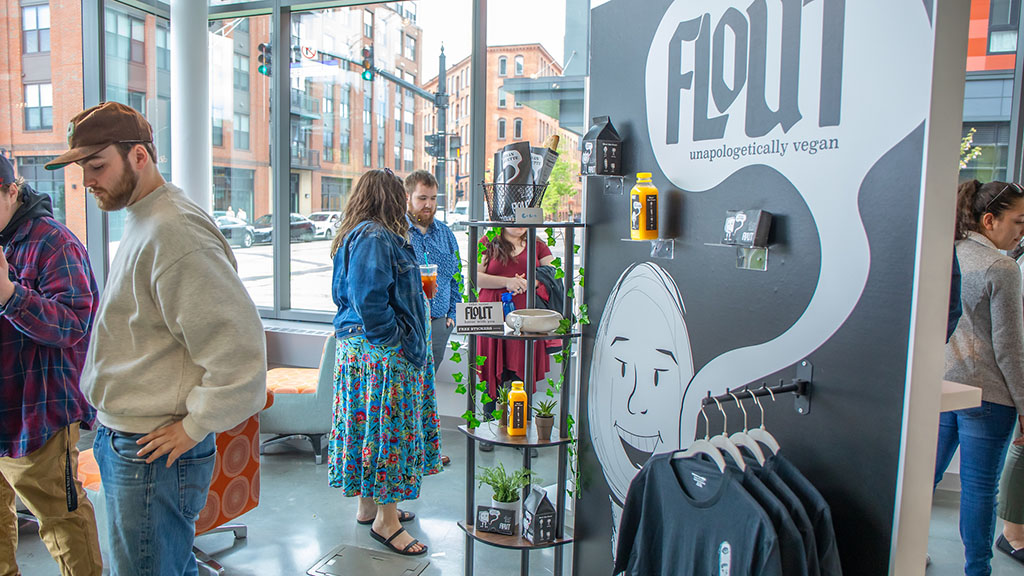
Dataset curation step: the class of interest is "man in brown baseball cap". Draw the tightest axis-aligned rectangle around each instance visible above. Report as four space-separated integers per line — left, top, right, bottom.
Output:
45 102 154 171
52 101 268 575
46 102 161 212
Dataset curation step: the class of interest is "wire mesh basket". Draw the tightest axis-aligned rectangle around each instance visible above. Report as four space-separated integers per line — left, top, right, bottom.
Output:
481 182 549 222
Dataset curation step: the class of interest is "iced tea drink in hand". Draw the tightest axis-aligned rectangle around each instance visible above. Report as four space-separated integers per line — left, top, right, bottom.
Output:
420 264 438 299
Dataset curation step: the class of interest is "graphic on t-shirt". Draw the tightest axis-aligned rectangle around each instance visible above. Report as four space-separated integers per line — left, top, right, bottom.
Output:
588 262 694 506
720 541 732 576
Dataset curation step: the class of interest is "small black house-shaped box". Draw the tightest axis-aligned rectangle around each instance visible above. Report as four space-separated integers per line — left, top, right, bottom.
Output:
581 116 622 176
522 486 556 544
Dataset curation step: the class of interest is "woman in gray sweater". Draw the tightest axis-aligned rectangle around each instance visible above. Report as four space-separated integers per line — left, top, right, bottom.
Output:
938 179 1024 576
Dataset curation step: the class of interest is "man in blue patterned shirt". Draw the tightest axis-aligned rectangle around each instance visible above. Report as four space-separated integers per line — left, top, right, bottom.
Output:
405 171 463 374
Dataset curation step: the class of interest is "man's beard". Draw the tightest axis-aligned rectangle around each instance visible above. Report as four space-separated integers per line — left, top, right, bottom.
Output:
409 207 434 227
93 164 139 212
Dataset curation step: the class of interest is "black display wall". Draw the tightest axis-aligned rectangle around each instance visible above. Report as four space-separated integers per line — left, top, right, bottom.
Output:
574 1 941 574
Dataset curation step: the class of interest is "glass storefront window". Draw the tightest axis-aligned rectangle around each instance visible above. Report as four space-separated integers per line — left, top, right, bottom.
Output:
18 157 65 223
103 2 171 263
962 0 1019 184
284 2 469 313
209 15 273 309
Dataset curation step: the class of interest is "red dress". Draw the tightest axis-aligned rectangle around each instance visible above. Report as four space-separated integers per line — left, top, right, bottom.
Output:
476 238 552 397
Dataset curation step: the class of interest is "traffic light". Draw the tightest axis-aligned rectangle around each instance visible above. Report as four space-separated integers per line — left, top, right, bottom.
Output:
257 43 272 76
361 45 375 81
425 133 442 158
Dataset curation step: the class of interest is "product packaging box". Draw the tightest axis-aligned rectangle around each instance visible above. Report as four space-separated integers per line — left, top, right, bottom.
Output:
722 210 773 247
581 116 622 176
476 505 516 535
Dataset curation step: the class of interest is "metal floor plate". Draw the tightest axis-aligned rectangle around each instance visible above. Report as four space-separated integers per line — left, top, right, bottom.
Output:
307 544 429 576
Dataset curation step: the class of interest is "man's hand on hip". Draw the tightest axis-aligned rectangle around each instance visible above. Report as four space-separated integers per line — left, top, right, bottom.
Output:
137 421 202 467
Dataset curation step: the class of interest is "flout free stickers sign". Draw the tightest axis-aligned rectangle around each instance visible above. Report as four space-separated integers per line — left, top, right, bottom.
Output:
455 302 505 333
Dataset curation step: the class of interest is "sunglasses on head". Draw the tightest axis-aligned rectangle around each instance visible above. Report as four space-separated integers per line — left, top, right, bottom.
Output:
985 182 1024 212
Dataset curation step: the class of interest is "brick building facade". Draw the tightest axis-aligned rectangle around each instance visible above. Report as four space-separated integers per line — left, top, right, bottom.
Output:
422 43 581 216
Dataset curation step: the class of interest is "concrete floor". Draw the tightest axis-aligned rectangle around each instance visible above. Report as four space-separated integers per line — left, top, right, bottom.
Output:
926 489 1024 575
15 428 1024 575
14 427 571 576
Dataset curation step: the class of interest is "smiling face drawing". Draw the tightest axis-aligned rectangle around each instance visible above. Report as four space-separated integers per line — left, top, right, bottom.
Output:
588 263 694 504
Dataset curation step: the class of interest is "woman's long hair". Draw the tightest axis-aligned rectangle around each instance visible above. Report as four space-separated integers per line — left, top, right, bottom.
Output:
487 228 528 265
330 169 408 257
956 179 1024 240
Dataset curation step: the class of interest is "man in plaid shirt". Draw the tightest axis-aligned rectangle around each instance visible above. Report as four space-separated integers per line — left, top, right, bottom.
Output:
0 155 102 574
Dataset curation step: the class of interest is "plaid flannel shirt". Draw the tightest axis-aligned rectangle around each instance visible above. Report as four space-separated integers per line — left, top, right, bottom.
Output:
0 216 97 458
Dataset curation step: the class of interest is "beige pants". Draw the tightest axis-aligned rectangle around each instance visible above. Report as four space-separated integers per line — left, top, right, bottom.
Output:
0 423 102 576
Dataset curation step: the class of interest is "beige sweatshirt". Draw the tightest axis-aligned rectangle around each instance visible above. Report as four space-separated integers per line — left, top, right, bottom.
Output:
81 184 267 441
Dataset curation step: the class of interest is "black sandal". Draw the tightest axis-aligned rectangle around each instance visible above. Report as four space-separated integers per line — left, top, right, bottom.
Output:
356 508 415 525
369 526 428 556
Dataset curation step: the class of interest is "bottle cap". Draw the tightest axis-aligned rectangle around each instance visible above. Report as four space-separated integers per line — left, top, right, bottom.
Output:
511 380 525 390
637 172 653 180
501 292 513 302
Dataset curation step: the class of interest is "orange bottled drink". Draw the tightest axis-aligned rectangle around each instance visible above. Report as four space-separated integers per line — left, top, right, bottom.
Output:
630 172 659 241
507 381 528 436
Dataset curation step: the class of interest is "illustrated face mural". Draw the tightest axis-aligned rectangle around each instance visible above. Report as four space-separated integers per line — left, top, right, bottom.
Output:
588 263 694 504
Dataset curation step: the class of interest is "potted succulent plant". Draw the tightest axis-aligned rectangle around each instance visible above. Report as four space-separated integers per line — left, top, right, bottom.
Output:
533 399 557 440
477 462 538 528
496 384 511 427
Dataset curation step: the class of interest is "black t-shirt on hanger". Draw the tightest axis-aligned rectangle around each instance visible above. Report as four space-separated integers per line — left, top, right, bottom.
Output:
772 452 843 576
614 453 783 576
745 455 821 576
734 463 809 576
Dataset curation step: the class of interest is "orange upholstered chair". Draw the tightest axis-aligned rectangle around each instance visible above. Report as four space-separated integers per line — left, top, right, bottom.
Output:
192 391 274 573
74 391 274 575
261 335 335 464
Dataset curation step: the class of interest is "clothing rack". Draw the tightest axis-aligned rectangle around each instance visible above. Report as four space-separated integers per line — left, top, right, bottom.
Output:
701 359 814 415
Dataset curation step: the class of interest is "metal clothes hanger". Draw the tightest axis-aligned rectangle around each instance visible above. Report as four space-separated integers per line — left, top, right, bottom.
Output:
708 396 747 471
727 390 766 465
747 384 781 455
674 402 727 472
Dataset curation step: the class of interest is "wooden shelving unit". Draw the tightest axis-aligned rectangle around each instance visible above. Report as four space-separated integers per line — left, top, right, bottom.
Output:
458 423 571 448
458 521 574 550
461 220 582 576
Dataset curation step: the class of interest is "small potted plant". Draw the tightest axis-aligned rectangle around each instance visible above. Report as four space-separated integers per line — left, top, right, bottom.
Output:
477 462 538 528
496 384 511 427
533 399 557 440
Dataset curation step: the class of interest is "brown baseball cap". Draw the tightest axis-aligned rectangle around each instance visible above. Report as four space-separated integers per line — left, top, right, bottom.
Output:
44 102 153 170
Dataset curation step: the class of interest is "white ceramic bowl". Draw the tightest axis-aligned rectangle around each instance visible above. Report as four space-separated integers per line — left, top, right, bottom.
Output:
505 309 563 334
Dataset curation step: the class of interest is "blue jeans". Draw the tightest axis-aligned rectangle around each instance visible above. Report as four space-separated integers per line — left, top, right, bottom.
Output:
934 401 1017 576
93 426 216 576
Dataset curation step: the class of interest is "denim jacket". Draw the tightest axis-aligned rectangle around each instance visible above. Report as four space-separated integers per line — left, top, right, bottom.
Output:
332 221 428 367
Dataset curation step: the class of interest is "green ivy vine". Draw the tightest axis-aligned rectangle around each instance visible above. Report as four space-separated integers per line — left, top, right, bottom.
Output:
449 227 588 496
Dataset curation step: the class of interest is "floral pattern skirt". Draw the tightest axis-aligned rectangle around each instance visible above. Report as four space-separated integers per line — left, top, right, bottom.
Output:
327 323 443 504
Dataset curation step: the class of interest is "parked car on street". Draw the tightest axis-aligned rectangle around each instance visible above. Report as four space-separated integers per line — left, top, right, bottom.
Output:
449 201 469 231
308 211 342 239
216 216 255 249
252 213 316 244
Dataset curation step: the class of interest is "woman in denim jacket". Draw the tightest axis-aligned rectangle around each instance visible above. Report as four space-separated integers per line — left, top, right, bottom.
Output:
328 169 442 556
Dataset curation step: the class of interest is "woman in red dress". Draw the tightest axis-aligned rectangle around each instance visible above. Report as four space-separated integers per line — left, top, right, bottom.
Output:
475 227 555 425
